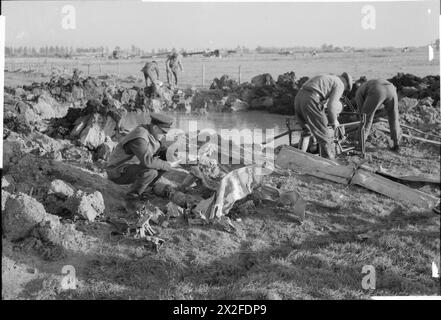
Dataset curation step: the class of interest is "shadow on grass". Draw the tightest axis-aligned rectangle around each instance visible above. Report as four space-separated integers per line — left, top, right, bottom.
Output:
5 176 440 300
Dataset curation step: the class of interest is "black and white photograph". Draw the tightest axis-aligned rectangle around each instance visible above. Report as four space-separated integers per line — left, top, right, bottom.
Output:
1 0 440 302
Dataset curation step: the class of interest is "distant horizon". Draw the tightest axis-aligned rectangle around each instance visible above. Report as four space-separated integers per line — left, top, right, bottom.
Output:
3 1 439 49
3 43 438 52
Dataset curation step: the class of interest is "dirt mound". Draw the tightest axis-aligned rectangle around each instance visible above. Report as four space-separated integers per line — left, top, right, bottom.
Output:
277 72 296 88
192 71 308 114
210 75 239 91
388 73 440 106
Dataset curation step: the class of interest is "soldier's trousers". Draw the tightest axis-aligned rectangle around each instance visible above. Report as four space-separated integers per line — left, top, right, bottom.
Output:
108 165 164 196
143 69 159 97
361 83 401 146
167 69 178 86
294 89 334 159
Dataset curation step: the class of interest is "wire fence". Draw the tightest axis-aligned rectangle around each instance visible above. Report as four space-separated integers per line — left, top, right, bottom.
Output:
4 60 244 89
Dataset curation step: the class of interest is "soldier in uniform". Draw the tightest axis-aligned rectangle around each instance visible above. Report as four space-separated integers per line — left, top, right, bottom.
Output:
355 78 401 152
141 61 160 87
106 113 180 199
294 72 353 159
165 52 184 86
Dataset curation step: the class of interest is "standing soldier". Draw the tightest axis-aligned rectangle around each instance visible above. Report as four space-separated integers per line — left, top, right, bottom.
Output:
355 79 401 152
165 51 184 86
294 72 352 159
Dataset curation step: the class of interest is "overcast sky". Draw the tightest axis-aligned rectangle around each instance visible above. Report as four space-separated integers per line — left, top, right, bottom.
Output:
3 0 440 50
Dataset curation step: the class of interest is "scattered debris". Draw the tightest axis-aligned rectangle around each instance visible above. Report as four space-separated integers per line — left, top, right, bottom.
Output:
276 145 438 210
166 202 184 218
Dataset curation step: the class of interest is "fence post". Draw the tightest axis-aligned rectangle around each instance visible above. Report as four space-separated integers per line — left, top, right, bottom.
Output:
87 64 90 75
238 65 241 84
202 64 205 87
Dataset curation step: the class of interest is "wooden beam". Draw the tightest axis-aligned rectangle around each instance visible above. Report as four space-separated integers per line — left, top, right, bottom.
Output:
377 117 441 139
376 167 440 185
275 146 354 184
351 168 438 210
377 127 441 146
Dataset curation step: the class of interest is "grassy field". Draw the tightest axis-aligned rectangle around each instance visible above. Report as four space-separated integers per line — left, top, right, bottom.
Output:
5 48 440 88
2 48 440 300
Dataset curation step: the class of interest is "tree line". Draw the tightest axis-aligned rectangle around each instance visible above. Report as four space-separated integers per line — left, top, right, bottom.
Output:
6 41 438 58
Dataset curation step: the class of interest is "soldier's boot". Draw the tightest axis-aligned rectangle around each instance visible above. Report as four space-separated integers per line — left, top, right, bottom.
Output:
298 134 312 152
126 169 159 199
319 142 335 160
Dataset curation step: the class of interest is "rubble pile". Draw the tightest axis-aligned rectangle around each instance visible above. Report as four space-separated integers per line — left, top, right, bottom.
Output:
388 73 440 106
399 97 441 126
4 70 180 157
191 71 306 114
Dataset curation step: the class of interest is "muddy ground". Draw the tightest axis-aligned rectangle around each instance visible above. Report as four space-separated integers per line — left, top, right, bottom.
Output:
2 72 440 300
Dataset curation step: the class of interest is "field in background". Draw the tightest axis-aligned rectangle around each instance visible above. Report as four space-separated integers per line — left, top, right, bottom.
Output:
3 48 440 300
5 48 439 88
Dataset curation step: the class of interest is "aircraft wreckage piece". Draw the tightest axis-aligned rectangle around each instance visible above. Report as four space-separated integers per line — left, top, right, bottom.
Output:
275 145 438 210
152 164 306 221
376 166 440 186
275 145 354 184
351 169 438 211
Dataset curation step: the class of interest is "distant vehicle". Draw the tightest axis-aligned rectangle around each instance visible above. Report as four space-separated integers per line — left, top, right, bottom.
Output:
111 50 121 59
278 50 294 56
141 49 237 59
140 51 173 59
181 49 236 58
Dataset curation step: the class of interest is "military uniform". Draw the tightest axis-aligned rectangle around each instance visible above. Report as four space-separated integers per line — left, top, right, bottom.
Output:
141 61 159 86
166 53 183 86
106 113 174 198
355 79 401 149
294 73 351 159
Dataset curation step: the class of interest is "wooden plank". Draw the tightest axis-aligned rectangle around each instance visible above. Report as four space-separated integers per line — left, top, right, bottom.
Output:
376 167 440 185
275 145 354 184
377 127 441 146
377 118 441 140
351 169 438 210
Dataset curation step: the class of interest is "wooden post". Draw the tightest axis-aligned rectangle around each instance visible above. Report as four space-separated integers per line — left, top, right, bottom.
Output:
202 64 205 87
99 63 102 74
87 64 90 75
238 65 241 84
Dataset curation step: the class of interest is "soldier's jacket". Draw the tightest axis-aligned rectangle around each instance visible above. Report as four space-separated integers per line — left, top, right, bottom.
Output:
301 74 345 122
166 54 183 72
107 126 171 179
301 74 345 102
141 62 159 74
